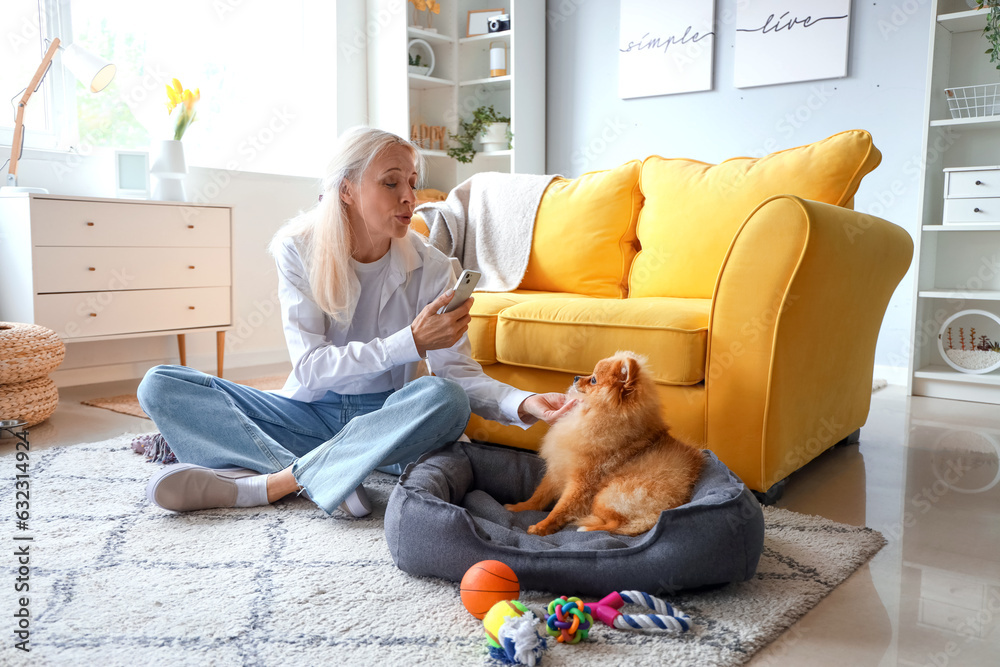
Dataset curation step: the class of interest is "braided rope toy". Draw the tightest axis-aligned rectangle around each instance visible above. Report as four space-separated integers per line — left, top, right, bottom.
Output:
586 591 692 633
544 596 594 644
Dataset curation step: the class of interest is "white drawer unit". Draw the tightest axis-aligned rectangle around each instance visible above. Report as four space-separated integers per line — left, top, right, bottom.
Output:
942 166 1000 228
944 167 1000 199
0 194 233 377
32 247 231 293
30 198 230 247
942 197 1000 224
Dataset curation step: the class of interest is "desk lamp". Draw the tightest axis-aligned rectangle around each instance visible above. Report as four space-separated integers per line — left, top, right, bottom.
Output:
3 37 116 195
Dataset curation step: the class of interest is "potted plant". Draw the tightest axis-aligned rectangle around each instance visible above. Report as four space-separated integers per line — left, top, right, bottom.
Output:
447 105 512 163
408 53 431 76
976 1 1000 69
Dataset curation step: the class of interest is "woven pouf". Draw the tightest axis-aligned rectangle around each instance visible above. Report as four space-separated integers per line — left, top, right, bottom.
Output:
0 322 65 427
0 322 66 385
0 376 60 427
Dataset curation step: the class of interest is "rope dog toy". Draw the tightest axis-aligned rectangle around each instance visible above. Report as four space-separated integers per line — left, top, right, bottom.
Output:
585 591 692 633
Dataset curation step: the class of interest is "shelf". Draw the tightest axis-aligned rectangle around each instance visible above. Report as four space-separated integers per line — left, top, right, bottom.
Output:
937 9 987 34
407 27 454 43
458 75 512 89
459 30 511 44
923 223 1000 231
930 116 1000 128
476 149 512 158
918 289 1000 301
408 73 455 89
418 149 450 158
914 364 1000 386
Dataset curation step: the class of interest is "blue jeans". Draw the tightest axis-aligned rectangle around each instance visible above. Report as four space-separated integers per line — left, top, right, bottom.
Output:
136 365 471 514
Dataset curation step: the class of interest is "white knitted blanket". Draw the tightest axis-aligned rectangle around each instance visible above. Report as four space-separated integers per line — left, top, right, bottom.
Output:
416 171 558 292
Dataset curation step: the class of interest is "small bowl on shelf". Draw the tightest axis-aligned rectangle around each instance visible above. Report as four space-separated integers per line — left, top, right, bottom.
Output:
938 309 1000 374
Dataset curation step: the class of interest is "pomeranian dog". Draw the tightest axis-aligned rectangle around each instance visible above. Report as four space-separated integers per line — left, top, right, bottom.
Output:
505 351 703 537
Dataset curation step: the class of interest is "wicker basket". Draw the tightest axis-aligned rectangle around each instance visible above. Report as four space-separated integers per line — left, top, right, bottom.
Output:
0 376 59 427
0 322 66 385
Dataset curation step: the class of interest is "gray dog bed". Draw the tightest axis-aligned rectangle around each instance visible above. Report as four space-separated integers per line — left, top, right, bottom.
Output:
385 440 764 597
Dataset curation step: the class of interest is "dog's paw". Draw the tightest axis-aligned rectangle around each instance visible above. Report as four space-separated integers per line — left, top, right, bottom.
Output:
527 523 555 536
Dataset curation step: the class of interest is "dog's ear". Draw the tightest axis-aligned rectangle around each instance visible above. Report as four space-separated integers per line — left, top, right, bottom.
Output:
620 356 641 395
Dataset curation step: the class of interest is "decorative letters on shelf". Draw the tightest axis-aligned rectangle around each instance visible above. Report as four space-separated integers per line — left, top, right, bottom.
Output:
618 0 716 100
734 0 851 89
411 124 448 151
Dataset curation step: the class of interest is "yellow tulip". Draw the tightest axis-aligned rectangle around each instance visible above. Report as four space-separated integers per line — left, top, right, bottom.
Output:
171 78 183 95
428 0 440 14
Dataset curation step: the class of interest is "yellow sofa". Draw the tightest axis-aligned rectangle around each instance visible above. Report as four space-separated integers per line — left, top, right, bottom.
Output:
414 130 913 495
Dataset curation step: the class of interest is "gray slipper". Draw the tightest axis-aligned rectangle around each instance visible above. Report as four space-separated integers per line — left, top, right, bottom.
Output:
146 463 259 512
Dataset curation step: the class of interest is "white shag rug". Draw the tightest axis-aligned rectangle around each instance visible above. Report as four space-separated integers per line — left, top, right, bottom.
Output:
1 434 885 666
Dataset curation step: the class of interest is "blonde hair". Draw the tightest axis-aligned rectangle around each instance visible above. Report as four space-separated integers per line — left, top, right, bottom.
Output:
269 126 423 324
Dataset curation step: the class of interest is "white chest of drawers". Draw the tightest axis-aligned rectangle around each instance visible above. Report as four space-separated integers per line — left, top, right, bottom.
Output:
943 166 1000 225
0 194 233 376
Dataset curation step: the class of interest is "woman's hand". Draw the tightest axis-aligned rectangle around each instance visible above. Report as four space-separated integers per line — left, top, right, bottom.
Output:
518 393 579 425
411 290 474 356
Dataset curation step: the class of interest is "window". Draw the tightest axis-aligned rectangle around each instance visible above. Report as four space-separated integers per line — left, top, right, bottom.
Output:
69 0 337 177
3 0 339 178
0 0 72 151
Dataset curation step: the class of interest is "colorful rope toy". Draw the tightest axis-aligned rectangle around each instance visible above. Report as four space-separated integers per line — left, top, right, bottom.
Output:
544 596 594 644
585 590 692 633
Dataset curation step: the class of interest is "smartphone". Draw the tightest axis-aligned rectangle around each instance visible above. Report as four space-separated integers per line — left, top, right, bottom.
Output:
438 270 481 314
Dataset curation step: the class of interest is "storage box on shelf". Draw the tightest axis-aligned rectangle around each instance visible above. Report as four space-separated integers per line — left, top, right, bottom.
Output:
368 0 544 193
0 194 233 378
910 1 1000 404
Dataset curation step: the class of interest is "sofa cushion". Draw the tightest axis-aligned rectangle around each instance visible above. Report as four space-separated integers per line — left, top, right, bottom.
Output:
468 290 592 365
519 160 643 298
629 129 881 299
495 297 710 385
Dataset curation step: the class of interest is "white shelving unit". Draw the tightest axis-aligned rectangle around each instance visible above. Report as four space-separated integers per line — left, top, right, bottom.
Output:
367 0 545 193
909 2 1000 404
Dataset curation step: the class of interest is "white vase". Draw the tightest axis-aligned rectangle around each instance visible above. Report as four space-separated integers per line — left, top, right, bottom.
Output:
150 139 188 201
479 122 509 152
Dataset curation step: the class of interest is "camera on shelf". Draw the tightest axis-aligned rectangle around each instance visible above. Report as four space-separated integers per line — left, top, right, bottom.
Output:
487 14 510 33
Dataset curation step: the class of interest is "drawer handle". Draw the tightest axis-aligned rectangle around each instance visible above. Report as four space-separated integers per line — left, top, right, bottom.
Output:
88 267 96 271
976 180 985 186
86 221 95 227
188 306 196 310
187 225 195 229
89 313 97 317
975 207 983 213
188 265 196 269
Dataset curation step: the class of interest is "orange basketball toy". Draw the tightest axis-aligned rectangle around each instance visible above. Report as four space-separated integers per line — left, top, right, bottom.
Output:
460 560 520 619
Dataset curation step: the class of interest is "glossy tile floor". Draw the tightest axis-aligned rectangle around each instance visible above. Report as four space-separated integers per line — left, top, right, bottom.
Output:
5 371 999 666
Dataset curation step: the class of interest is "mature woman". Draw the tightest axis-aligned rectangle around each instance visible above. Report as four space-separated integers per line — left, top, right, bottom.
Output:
137 127 574 517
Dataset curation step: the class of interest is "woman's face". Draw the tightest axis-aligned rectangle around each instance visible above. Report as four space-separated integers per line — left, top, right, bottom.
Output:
342 144 418 259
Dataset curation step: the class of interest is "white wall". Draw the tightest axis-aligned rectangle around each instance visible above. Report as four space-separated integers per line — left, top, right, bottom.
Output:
545 0 934 382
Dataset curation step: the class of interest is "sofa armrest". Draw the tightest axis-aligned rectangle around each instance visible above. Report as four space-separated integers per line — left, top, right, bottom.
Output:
706 195 912 491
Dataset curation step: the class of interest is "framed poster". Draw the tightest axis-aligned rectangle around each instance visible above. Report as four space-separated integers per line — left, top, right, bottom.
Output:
734 0 851 88
618 0 716 99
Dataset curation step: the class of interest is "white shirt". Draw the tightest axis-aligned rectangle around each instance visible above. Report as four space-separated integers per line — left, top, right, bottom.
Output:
272 231 536 428
346 252 395 392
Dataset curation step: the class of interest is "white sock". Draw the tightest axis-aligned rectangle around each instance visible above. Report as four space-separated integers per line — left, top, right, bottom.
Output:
234 474 271 507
